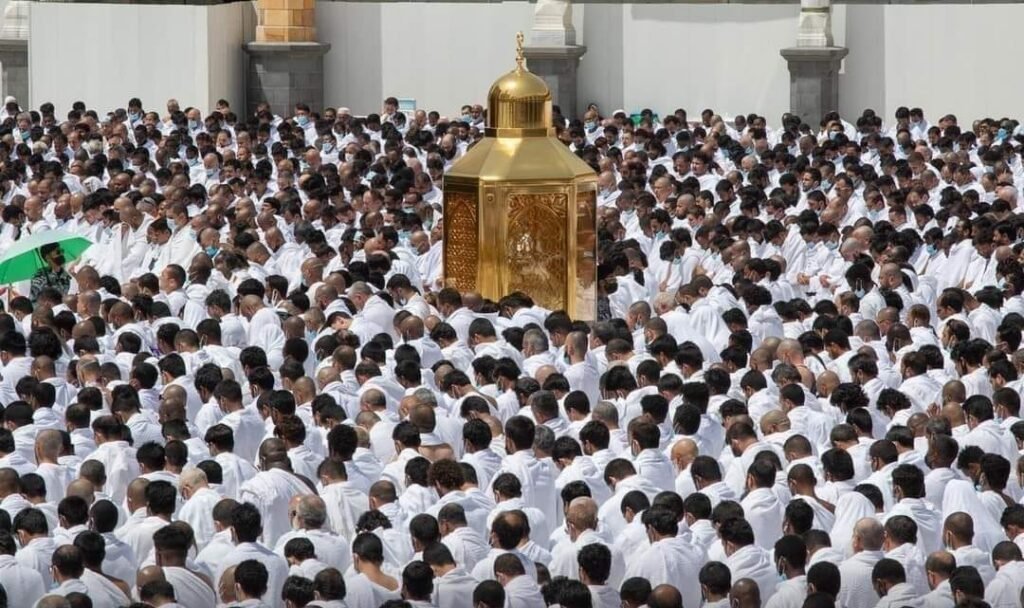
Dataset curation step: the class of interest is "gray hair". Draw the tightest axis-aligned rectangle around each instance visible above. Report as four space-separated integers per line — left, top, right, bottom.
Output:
532 425 556 453
297 496 327 529
523 329 549 353
413 388 437 408
592 401 619 425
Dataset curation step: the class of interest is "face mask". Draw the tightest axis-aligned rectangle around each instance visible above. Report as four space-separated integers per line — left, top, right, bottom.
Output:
825 240 838 251
926 244 938 256
129 112 140 122
206 168 217 179
345 153 355 163
855 288 866 299
167 219 177 232
998 277 1007 289
807 240 816 250
323 143 335 154
585 121 597 132
188 119 200 130
296 115 310 127
829 131 840 141
622 209 635 218
820 179 832 190
205 246 219 257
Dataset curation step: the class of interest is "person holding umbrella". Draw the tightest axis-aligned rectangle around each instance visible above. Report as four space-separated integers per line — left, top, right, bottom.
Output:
29 242 71 302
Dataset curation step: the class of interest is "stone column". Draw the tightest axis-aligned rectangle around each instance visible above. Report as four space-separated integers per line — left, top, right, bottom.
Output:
244 0 330 117
780 0 848 124
522 0 586 118
0 1 29 106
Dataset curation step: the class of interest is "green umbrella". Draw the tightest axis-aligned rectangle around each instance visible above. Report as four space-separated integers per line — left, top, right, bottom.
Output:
0 230 93 284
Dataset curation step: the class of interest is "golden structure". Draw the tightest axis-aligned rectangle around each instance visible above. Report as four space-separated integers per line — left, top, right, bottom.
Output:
443 33 598 320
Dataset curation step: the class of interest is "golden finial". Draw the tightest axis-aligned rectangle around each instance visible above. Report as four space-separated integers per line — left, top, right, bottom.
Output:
515 31 525 72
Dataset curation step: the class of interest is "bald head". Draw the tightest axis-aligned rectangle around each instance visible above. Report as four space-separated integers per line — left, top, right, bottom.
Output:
126 478 149 509
816 371 840 396
219 565 237 603
66 479 95 504
566 497 598 532
292 377 316 402
179 468 208 492
670 438 698 464
35 429 62 461
730 578 761 608
163 384 187 405
649 584 684 608
136 564 166 589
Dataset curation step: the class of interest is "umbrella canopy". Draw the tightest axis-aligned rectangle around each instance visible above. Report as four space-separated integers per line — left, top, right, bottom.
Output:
0 230 93 284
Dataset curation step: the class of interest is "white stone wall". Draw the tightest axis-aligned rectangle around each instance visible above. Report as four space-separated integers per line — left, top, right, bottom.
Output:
29 2 250 115
23 1 1024 125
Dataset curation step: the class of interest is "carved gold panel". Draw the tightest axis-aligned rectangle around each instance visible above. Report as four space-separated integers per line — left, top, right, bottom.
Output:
505 192 568 311
443 190 478 291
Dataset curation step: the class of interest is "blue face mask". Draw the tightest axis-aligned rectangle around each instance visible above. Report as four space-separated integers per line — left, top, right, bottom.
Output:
167 219 177 232
926 244 938 256
998 277 1007 289
205 246 219 257
855 288 866 299
296 115 310 127
188 119 200 130
825 240 838 251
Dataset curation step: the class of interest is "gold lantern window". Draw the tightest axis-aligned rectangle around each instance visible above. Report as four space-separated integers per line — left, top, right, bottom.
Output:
442 33 598 321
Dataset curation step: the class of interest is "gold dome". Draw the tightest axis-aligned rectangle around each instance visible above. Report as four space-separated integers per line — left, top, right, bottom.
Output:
486 33 552 131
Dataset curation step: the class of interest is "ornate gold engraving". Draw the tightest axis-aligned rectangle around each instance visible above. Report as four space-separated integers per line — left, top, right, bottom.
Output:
443 192 478 291
505 193 567 310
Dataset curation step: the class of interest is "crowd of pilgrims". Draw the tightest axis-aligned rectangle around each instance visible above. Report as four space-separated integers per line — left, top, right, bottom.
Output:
0 95 1021 608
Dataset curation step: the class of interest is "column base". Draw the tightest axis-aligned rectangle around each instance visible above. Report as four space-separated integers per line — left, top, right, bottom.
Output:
244 41 330 117
0 38 28 107
522 45 586 119
780 46 848 125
